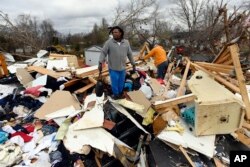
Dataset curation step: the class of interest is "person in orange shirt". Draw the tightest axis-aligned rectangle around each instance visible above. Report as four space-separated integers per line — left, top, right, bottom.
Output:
141 44 168 79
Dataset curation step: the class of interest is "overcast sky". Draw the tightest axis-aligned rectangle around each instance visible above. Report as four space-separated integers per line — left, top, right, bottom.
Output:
0 0 244 34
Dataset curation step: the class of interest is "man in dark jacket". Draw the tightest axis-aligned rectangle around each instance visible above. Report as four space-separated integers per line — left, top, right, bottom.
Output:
98 26 136 99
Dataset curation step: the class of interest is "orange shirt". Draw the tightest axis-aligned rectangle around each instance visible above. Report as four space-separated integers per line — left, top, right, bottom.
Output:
143 45 167 66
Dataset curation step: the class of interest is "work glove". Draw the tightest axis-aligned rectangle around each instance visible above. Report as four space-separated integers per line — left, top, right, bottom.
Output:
98 62 102 72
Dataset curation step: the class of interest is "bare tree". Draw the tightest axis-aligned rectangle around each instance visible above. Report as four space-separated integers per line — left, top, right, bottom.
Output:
40 19 57 48
112 0 160 47
0 11 57 55
171 0 249 55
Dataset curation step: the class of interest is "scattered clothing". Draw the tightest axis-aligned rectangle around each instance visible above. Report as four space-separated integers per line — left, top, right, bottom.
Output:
11 131 33 143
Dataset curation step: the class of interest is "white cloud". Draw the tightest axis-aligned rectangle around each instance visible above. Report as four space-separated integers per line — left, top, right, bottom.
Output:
0 0 246 34
1 0 118 33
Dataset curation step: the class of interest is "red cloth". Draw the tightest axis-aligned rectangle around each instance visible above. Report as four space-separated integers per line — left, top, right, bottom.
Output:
24 85 43 97
23 124 35 133
11 131 33 142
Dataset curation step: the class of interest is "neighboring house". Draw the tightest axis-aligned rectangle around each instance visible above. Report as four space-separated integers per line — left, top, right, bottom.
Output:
85 45 140 66
15 46 32 54
85 45 102 66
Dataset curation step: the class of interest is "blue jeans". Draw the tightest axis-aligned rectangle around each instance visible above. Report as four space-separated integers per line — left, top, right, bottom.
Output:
157 61 168 79
109 69 126 96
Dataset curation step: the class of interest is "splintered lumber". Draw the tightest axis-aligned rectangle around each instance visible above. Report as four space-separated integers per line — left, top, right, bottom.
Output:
195 62 234 74
235 130 250 147
75 66 99 78
74 82 95 94
242 121 250 130
223 59 233 65
213 157 227 167
153 94 196 110
213 46 230 64
191 62 240 93
229 44 250 120
179 146 195 167
27 66 71 79
88 76 97 84
177 59 190 97
64 78 81 88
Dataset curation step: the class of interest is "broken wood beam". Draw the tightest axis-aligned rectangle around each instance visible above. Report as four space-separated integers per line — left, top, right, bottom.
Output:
88 76 97 84
64 78 81 88
196 64 233 74
229 44 250 120
213 46 230 63
195 62 234 74
179 146 195 167
195 62 234 69
74 83 95 94
27 66 71 79
177 59 190 97
153 94 196 110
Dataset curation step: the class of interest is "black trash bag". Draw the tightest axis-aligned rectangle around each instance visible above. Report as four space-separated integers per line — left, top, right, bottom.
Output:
95 72 104 97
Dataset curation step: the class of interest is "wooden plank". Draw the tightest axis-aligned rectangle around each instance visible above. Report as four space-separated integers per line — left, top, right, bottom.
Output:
213 46 228 63
235 130 250 147
212 46 230 64
177 59 190 97
74 82 95 94
88 76 97 84
146 44 150 53
214 157 227 167
242 121 250 130
64 78 81 88
229 44 250 120
223 59 233 65
154 94 196 110
191 62 240 93
195 62 234 69
196 64 232 74
27 66 71 79
179 146 195 167
215 53 231 64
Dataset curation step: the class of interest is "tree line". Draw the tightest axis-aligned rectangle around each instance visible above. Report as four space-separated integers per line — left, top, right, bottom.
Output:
0 0 249 58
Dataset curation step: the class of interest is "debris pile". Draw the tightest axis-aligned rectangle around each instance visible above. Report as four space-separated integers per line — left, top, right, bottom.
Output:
0 43 250 167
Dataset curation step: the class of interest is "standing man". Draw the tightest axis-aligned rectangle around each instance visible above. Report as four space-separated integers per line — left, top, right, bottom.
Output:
141 43 168 79
98 26 136 99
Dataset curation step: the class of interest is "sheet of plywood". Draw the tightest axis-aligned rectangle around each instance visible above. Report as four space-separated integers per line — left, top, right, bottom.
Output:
127 90 151 116
16 68 34 86
34 90 81 119
45 105 76 119
111 101 149 134
75 65 99 78
46 59 68 70
73 106 104 130
27 66 71 79
31 75 47 87
157 119 216 158
50 53 79 68
148 78 165 96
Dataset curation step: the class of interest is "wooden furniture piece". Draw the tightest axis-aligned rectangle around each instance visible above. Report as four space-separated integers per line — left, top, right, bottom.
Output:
188 70 245 136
